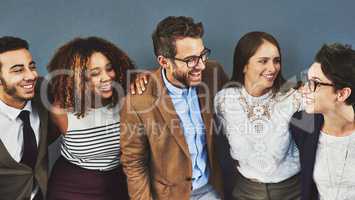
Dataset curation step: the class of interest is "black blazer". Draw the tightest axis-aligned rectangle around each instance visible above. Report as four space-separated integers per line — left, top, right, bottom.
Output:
289 111 324 200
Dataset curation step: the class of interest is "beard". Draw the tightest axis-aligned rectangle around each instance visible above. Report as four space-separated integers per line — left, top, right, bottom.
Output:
170 61 196 88
1 77 16 95
172 69 190 87
0 77 32 102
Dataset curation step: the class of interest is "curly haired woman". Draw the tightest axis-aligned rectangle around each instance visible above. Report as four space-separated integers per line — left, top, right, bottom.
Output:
46 37 134 200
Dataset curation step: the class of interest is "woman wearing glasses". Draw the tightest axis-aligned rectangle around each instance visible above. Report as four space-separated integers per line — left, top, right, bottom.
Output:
290 43 355 200
46 37 134 200
214 31 304 199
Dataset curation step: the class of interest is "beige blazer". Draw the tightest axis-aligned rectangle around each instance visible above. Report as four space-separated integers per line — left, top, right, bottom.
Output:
121 60 228 200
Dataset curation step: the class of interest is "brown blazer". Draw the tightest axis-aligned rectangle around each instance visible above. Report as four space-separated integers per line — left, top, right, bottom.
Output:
120 60 228 200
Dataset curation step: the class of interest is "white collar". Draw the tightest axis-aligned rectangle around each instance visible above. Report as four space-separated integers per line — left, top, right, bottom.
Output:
241 86 273 103
0 99 32 121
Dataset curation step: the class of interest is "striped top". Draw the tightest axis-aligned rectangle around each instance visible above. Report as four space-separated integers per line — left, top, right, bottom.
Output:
61 106 120 171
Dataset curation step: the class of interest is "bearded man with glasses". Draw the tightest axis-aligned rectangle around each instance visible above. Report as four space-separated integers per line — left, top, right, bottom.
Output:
120 16 228 200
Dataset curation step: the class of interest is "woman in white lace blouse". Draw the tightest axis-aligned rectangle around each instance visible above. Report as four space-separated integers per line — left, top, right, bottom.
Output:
214 32 303 199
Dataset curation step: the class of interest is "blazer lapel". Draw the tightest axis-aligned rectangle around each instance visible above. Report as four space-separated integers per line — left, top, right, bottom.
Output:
153 68 191 158
304 114 323 170
0 139 22 168
197 84 213 168
302 114 323 197
33 99 48 168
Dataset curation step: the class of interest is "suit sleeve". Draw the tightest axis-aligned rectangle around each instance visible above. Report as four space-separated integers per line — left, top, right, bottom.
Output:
34 77 60 144
289 111 305 149
120 97 153 200
217 63 229 88
213 91 236 200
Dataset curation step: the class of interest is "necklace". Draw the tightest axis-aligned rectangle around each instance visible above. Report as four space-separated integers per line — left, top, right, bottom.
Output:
324 133 351 200
237 88 275 120
237 88 276 137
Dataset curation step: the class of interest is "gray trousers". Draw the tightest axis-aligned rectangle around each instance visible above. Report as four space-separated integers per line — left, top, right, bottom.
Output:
232 172 301 200
190 184 221 200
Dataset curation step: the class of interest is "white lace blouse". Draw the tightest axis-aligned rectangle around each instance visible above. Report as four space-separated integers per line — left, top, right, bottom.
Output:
214 87 303 183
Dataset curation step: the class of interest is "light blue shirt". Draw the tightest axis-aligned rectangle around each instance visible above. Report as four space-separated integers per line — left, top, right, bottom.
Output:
162 69 209 190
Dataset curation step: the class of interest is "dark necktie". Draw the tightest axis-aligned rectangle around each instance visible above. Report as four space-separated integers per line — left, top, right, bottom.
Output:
18 110 38 169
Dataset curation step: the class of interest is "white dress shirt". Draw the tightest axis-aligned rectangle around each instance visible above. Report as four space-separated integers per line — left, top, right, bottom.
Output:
214 87 303 183
0 99 40 199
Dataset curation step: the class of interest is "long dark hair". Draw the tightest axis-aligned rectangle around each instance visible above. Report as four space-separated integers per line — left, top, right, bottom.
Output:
231 31 286 93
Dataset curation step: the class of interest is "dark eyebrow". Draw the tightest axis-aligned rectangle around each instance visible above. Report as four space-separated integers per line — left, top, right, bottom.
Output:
89 62 112 71
89 67 100 71
310 76 322 82
9 60 36 70
257 56 280 59
10 64 24 70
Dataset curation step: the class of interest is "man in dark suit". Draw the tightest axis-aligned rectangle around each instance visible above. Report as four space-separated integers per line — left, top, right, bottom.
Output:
121 16 228 200
0 36 49 200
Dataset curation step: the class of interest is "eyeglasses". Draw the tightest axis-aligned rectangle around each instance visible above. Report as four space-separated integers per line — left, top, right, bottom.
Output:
304 79 334 92
171 48 211 68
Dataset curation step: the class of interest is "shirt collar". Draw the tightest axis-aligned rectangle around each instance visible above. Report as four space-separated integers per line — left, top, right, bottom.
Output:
161 68 193 96
241 86 273 102
0 99 32 120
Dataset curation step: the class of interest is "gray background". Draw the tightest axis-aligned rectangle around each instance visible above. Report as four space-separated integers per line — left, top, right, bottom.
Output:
1 0 355 195
2 0 355 78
